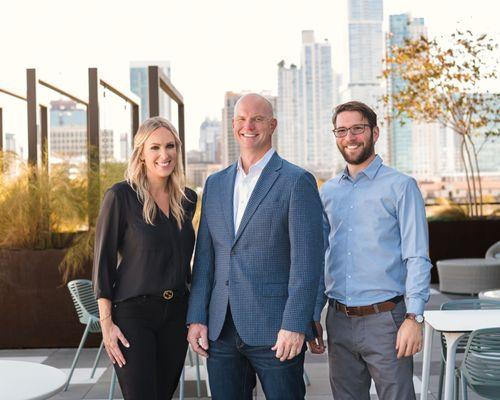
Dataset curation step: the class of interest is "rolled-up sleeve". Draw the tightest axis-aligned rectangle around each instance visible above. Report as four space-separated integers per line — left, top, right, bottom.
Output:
92 189 123 300
397 178 432 315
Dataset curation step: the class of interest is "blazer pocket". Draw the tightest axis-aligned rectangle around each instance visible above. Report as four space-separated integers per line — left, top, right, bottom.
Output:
262 282 289 297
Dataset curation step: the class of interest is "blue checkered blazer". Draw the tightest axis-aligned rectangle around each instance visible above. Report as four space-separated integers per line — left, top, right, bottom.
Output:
186 152 324 346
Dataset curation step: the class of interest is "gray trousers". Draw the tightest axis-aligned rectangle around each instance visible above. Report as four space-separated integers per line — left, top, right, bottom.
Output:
326 300 416 400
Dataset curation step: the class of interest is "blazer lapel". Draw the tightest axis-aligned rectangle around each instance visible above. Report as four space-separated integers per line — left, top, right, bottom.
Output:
233 153 282 245
220 163 237 238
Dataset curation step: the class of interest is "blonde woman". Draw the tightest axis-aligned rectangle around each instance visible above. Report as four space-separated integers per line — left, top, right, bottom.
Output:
92 116 197 399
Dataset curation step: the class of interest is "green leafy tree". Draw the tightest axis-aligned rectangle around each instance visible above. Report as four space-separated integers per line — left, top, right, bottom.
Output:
383 30 499 216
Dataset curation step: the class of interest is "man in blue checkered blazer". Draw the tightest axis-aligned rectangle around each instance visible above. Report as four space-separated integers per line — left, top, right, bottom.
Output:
186 93 324 399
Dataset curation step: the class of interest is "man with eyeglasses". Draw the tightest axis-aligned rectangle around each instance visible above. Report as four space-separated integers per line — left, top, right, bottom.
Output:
308 101 431 400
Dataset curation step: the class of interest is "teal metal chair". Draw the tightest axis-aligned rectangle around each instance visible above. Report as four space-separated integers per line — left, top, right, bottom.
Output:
437 299 500 400
66 279 117 398
460 327 500 399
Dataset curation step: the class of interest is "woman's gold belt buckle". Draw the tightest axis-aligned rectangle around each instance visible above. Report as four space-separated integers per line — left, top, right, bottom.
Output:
163 290 174 300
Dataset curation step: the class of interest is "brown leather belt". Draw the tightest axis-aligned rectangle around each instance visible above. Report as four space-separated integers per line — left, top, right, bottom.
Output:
329 296 402 317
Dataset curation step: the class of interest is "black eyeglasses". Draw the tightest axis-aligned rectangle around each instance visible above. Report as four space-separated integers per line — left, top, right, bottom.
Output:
332 124 371 138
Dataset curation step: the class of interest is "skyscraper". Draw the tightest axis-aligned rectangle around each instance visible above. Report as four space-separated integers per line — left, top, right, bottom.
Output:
199 118 222 163
130 61 171 123
277 31 338 176
222 92 241 167
300 31 337 174
5 133 16 153
388 14 426 174
347 0 384 107
49 100 114 161
277 61 303 166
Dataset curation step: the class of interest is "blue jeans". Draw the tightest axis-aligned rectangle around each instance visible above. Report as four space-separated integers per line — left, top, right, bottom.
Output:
207 309 306 400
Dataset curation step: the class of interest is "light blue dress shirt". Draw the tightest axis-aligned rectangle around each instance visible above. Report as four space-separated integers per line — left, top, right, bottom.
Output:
314 155 431 319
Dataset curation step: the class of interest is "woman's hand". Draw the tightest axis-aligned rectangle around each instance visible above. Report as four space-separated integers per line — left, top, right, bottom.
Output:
101 318 129 367
98 298 129 367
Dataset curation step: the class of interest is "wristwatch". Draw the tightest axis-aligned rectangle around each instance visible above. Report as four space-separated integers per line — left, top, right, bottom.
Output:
405 313 424 324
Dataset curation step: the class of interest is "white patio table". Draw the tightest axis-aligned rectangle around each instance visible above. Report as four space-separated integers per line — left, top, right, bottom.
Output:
420 309 500 400
0 360 66 400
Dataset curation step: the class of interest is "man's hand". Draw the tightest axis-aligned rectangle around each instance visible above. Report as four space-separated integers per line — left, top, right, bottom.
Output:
396 319 423 358
307 321 325 354
271 329 305 362
187 323 209 358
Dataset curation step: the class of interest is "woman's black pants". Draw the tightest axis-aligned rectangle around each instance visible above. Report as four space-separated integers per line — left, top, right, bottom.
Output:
111 294 188 400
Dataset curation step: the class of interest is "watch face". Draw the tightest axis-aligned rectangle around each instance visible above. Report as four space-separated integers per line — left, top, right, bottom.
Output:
415 315 424 323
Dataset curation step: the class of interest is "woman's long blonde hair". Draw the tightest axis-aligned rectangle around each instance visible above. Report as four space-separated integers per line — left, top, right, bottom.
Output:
125 116 186 229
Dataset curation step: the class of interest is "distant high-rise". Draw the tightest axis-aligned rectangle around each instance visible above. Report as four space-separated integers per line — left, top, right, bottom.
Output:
222 92 241 167
301 30 337 174
388 14 426 174
277 31 339 176
5 133 16 152
49 100 113 161
199 118 222 163
130 61 171 123
347 0 383 107
120 133 130 161
277 61 303 166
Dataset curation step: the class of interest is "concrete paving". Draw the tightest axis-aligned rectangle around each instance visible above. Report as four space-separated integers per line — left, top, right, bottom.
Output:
0 286 491 399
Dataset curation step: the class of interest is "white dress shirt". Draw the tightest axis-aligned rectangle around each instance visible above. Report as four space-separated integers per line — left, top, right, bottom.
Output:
233 148 275 234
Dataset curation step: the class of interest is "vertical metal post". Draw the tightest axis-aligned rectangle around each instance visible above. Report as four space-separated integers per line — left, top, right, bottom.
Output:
148 66 160 117
131 103 139 138
88 68 100 227
0 107 3 151
40 105 48 168
27 68 38 166
178 103 186 171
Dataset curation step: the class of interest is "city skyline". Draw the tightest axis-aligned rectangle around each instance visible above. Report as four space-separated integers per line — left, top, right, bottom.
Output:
1 0 498 153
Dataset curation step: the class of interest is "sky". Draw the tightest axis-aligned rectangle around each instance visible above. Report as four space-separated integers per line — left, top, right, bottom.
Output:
0 0 499 152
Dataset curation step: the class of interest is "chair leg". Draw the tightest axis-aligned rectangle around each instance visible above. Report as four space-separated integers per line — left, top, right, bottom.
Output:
303 369 311 386
454 373 459 400
195 353 201 397
90 339 105 378
200 353 211 397
108 368 117 400
437 358 445 400
179 367 185 400
64 321 92 391
460 371 468 400
188 346 194 367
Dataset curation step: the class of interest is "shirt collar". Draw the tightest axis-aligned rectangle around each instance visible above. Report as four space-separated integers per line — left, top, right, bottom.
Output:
338 155 383 182
237 148 275 175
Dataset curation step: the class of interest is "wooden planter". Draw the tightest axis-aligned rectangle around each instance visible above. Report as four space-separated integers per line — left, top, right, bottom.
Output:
0 249 100 348
428 218 500 283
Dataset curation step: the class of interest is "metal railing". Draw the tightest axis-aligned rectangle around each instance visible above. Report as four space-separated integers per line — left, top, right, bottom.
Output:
0 87 27 154
148 65 185 169
87 68 140 224
2 66 186 227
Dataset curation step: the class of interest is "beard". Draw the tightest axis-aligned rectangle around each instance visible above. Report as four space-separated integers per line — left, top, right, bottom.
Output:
337 131 375 165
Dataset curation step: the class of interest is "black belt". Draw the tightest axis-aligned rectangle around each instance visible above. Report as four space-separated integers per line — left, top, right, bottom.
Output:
122 288 189 302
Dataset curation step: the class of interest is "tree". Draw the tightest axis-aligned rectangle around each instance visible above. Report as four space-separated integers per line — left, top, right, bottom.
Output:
383 30 499 216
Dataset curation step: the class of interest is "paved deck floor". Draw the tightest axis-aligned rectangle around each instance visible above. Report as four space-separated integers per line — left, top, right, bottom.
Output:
0 286 491 399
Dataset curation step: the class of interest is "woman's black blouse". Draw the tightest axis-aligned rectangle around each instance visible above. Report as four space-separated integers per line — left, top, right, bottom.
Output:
92 181 197 302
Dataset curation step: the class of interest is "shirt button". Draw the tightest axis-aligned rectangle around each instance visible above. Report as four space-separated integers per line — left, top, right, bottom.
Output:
350 205 353 209
348 275 351 278
348 228 352 232
348 297 352 301
353 184 357 188
347 252 351 256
